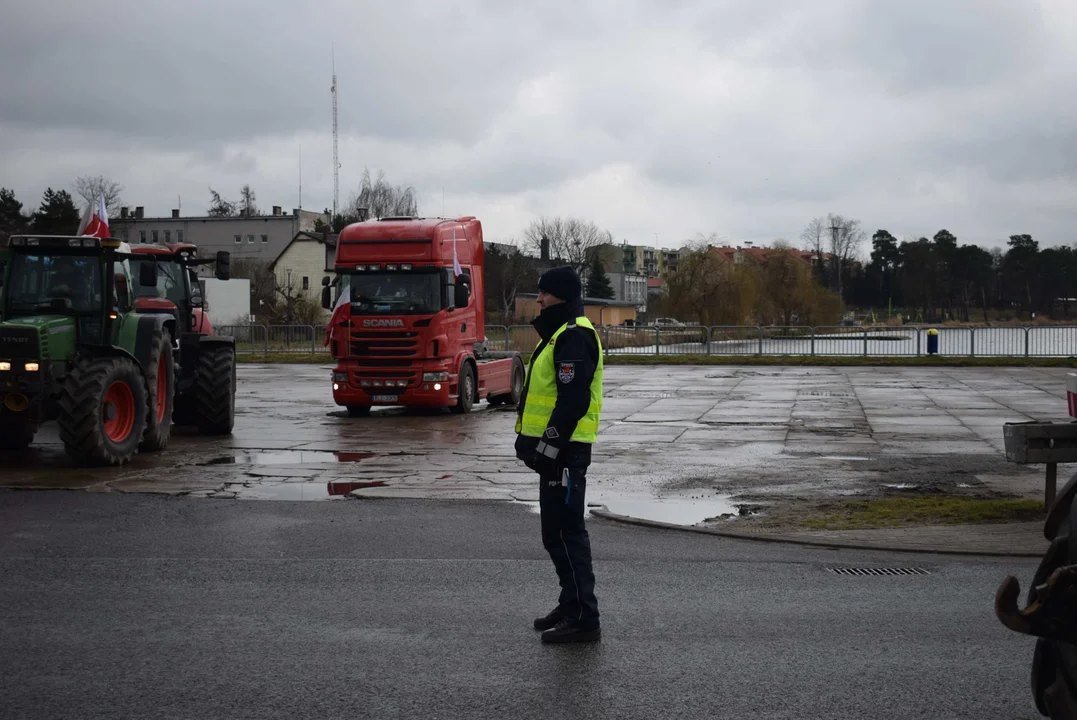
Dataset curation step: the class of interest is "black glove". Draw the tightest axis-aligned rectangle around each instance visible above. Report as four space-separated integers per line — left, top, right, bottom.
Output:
531 427 563 474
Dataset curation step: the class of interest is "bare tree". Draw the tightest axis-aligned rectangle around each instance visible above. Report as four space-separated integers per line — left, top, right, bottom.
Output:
207 187 238 217
800 216 827 282
349 168 418 219
825 213 866 298
663 246 717 323
273 269 323 325
522 216 613 274
73 175 124 217
239 185 259 216
485 242 538 320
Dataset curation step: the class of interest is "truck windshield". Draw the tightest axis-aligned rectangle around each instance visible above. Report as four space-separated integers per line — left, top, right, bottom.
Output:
348 271 441 314
131 258 186 306
3 252 104 315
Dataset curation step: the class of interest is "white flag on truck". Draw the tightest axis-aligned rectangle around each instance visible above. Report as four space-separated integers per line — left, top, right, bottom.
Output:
452 227 462 277
324 285 351 348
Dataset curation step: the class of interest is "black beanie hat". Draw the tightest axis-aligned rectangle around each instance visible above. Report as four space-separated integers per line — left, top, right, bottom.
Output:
538 266 582 302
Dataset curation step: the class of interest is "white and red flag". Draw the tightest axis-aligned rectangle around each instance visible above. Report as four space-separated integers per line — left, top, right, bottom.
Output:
324 284 351 348
77 192 111 238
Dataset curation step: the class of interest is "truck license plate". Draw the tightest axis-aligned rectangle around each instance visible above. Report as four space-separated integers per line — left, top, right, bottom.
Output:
371 394 398 402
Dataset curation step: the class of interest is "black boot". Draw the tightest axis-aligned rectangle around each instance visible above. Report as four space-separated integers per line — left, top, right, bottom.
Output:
541 618 600 644
533 607 565 631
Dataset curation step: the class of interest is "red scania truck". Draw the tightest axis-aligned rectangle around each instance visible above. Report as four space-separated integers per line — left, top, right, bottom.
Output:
321 216 525 416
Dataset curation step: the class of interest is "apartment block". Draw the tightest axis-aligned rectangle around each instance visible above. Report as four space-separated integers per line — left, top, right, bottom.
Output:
110 205 331 265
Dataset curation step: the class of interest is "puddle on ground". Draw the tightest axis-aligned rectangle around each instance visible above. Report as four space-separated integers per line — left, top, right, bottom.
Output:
218 480 386 500
820 455 871 461
883 483 920 490
514 494 745 526
201 451 374 466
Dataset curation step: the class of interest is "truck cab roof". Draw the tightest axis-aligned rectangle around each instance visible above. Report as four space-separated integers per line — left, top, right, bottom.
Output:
335 216 482 269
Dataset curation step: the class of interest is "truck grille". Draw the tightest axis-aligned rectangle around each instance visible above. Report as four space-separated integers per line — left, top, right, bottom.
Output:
349 330 419 358
0 327 40 359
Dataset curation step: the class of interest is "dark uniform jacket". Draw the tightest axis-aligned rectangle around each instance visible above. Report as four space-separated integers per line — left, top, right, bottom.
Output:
514 297 600 471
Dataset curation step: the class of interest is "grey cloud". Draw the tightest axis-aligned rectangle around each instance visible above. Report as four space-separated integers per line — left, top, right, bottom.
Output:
2 0 1076 250
846 0 1049 92
0 0 560 147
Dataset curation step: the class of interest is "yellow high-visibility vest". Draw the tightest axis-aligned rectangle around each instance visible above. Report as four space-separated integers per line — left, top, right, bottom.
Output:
515 316 603 443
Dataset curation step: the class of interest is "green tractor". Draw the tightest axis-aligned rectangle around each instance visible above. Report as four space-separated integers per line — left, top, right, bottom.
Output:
0 234 233 465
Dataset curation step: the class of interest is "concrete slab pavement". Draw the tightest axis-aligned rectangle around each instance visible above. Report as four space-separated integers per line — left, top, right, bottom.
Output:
2 363 1073 557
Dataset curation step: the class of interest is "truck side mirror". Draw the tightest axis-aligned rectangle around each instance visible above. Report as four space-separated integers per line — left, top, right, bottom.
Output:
453 272 471 309
321 276 331 287
321 286 331 310
139 260 158 288
215 251 231 281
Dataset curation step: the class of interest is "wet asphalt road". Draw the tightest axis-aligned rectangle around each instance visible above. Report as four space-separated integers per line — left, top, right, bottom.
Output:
1 491 1041 720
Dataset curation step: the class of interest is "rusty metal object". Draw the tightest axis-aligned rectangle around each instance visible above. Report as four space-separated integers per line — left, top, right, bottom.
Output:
995 486 1077 717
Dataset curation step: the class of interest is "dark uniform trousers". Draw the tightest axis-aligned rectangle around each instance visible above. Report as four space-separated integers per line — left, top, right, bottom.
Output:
539 463 599 628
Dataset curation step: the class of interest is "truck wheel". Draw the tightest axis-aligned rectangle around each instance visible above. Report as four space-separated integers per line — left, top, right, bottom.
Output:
140 328 174 451
347 405 371 417
194 344 235 435
506 356 524 405
58 356 148 466
452 362 475 414
488 356 525 407
0 422 35 450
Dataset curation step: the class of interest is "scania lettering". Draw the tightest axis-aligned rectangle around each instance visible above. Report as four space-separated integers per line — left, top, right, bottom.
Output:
322 216 525 415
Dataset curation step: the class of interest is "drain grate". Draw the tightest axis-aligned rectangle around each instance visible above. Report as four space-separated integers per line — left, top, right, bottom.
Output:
827 567 930 577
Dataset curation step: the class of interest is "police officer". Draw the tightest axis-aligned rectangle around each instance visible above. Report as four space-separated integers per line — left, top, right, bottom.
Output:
515 266 603 644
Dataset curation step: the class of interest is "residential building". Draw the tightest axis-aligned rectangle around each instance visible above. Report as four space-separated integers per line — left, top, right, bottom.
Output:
606 271 648 312
514 293 639 326
267 231 338 312
110 205 331 265
599 241 682 278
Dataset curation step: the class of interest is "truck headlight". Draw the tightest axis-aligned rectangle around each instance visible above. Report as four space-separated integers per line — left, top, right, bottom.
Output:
24 362 39 372
0 362 10 371
423 372 449 382
333 372 348 382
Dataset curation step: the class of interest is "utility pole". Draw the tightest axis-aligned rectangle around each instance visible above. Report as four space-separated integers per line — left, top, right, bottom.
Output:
331 46 339 221
829 219 841 296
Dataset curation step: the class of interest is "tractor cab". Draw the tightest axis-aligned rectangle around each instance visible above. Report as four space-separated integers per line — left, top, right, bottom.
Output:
1 235 150 345
129 243 230 335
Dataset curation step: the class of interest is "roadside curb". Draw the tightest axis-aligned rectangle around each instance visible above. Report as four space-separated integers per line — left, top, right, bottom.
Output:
588 506 1046 558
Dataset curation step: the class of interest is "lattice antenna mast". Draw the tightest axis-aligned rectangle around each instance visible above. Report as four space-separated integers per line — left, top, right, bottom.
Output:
331 46 339 220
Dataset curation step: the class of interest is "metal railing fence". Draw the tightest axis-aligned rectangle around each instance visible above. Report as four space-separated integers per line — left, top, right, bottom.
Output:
214 324 1077 359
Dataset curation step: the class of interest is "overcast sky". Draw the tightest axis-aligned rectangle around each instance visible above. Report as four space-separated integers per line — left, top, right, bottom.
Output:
2 0 1076 255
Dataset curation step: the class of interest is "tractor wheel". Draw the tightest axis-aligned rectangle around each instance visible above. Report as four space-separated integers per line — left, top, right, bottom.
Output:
0 422 35 450
451 362 475 414
58 356 148 466
140 328 175 451
193 344 235 435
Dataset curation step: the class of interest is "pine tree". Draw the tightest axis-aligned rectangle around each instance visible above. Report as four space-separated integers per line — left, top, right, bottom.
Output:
585 256 615 299
31 188 80 235
0 188 29 242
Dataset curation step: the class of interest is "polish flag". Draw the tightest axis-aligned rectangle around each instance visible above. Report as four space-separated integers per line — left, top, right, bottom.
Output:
77 192 111 239
452 226 462 277
324 285 351 348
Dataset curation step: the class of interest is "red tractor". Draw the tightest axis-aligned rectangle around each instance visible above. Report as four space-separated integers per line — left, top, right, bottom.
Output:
128 243 236 437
